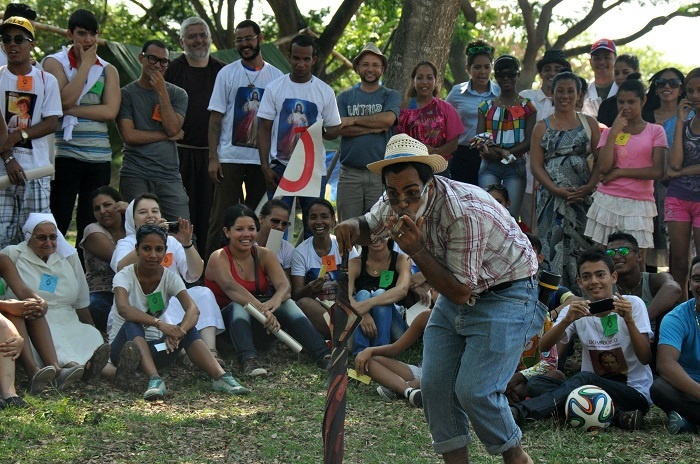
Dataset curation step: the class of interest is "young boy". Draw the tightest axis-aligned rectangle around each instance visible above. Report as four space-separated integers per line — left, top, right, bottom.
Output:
511 248 653 430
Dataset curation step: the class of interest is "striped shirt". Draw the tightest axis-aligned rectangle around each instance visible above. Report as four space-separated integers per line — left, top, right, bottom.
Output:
365 176 537 294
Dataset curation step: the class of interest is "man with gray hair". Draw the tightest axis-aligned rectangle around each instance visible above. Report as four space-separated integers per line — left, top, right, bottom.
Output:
164 17 225 253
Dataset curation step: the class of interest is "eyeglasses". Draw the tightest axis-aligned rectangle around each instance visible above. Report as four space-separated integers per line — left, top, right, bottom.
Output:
467 45 493 56
495 71 519 79
268 217 291 228
235 35 258 44
137 224 168 236
383 182 430 206
1 34 33 45
605 246 636 257
141 53 170 67
655 78 682 89
32 233 58 242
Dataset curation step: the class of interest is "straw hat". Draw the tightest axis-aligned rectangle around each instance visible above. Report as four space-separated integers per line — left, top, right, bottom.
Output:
367 134 448 175
352 42 388 69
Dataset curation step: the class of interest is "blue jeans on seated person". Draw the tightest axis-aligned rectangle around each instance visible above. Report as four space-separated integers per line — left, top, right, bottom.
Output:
109 320 201 367
89 291 114 333
353 289 408 355
222 299 330 363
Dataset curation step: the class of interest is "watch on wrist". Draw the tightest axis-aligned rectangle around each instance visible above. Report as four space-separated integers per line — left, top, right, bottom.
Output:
20 130 29 143
3 155 14 165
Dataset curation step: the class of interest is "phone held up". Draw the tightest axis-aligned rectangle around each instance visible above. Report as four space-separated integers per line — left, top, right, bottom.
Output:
588 297 615 314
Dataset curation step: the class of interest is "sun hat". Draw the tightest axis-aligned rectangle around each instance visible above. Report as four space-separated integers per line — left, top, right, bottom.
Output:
590 39 616 55
0 16 35 39
352 42 388 70
367 134 448 175
536 49 570 72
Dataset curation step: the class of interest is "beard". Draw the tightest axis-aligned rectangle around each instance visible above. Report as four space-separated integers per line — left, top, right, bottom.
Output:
239 43 261 61
185 44 210 61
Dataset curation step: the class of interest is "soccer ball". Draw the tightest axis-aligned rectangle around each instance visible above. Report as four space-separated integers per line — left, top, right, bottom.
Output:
565 385 614 431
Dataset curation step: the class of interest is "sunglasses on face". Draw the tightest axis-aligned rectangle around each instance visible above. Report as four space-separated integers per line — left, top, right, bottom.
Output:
141 53 170 67
467 45 493 56
655 78 682 89
269 217 291 228
606 246 635 257
32 233 58 242
383 182 430 206
1 34 33 45
495 71 519 79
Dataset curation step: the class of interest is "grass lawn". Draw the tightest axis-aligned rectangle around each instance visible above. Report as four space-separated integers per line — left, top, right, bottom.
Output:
1 339 698 464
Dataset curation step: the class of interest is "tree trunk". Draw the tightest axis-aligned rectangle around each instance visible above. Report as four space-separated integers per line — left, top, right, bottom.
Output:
383 0 461 99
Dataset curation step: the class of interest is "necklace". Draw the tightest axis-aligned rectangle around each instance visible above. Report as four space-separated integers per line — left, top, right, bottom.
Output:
232 254 250 277
617 275 642 295
244 64 263 90
368 254 390 276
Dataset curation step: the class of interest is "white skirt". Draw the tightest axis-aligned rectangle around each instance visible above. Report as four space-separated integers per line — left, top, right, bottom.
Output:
584 191 656 248
162 286 225 334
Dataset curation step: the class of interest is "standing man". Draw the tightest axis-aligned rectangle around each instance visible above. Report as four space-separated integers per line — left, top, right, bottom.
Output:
582 39 617 117
335 134 542 464
0 17 62 247
44 9 121 256
206 19 282 259
519 49 570 231
335 42 400 222
257 34 341 238
116 40 189 221
164 17 225 254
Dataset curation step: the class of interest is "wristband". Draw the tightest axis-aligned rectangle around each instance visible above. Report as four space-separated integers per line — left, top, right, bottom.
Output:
183 241 194 249
3 155 14 165
409 245 426 259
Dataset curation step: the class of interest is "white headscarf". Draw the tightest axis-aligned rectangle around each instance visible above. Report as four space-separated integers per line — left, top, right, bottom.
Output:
22 213 77 258
124 200 136 236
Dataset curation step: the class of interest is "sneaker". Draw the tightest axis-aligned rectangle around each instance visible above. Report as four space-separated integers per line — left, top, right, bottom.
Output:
615 409 644 431
242 358 267 377
143 377 166 401
212 372 250 395
55 365 85 391
4 396 27 408
114 341 141 389
376 386 399 401
668 411 697 434
82 343 111 383
407 388 423 408
316 354 332 371
510 405 525 427
29 365 56 394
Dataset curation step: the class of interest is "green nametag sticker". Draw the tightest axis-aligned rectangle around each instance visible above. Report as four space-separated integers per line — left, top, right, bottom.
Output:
600 313 618 337
379 270 394 288
89 80 104 95
147 291 165 315
0 279 5 296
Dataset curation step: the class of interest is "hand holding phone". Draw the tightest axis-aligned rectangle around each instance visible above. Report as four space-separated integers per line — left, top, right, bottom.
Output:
588 297 615 314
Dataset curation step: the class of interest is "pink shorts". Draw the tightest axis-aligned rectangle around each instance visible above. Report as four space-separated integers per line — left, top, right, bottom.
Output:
665 196 700 227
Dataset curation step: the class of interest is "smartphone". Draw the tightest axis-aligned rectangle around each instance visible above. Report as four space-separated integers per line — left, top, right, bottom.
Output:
588 298 615 314
167 221 179 234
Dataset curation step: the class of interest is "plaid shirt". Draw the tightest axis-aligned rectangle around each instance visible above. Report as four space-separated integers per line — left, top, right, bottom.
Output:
365 176 537 294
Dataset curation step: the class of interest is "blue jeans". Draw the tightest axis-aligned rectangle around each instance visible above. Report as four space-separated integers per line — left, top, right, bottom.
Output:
89 291 113 333
353 289 408 355
268 162 327 241
222 299 330 362
515 371 650 421
478 158 527 218
109 320 201 367
421 278 544 455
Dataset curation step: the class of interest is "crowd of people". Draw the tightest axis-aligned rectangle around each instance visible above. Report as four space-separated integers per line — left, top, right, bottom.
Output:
0 4 698 463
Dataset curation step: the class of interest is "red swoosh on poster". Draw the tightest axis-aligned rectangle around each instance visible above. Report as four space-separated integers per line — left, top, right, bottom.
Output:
278 131 314 193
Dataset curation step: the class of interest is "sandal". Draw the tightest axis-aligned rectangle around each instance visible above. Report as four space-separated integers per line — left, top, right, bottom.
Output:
82 343 111 383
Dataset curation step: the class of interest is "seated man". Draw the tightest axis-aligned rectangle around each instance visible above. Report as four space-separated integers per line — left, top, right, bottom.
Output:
511 248 653 430
650 256 700 434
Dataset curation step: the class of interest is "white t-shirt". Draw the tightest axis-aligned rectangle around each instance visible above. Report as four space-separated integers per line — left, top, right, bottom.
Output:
109 264 186 343
0 65 62 173
257 74 341 165
278 239 295 270
208 60 283 164
291 235 358 302
556 295 653 403
582 80 619 118
110 235 201 283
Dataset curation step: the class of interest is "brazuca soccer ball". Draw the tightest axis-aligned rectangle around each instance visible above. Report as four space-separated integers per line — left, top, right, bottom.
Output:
565 385 614 431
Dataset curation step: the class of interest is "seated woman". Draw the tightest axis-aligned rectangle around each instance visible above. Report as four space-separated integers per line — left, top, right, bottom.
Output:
205 205 331 377
256 199 295 276
111 193 225 365
0 311 25 407
1 213 110 387
80 186 127 333
110 224 249 400
291 199 358 339
348 238 410 354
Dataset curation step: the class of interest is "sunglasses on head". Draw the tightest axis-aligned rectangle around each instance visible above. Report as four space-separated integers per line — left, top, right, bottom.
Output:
1 34 33 45
138 224 168 236
269 217 291 228
467 45 493 56
655 78 682 89
606 246 635 257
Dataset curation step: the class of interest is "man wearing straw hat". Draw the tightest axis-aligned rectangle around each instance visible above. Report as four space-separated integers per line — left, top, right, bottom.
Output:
336 133 543 463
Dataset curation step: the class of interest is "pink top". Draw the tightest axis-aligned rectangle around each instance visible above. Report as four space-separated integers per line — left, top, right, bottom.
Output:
596 123 667 201
396 97 464 159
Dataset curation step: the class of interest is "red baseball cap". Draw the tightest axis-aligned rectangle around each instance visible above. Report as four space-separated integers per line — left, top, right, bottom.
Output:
590 39 616 55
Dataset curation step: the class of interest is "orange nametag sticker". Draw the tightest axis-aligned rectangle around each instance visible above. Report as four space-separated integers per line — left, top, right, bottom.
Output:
161 252 173 268
17 75 33 91
321 255 337 272
509 104 526 118
152 104 162 121
615 132 631 146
